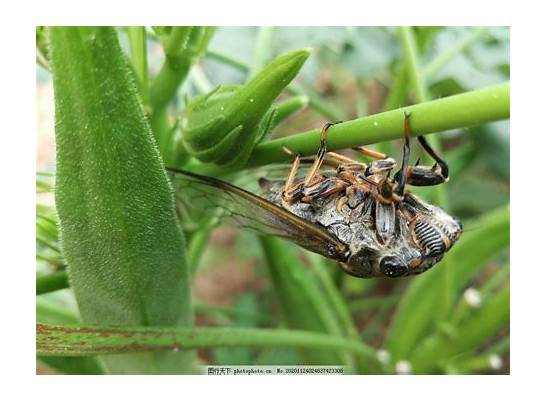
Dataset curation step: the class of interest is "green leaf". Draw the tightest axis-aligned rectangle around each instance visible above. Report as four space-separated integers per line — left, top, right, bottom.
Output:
410 286 509 373
182 48 310 167
49 27 193 374
259 237 350 366
37 323 378 362
384 205 509 361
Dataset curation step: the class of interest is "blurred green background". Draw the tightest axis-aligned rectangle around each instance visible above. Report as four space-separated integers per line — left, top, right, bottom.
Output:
36 26 509 374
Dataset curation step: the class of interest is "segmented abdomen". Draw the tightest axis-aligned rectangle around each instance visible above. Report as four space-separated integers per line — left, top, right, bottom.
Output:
413 220 445 256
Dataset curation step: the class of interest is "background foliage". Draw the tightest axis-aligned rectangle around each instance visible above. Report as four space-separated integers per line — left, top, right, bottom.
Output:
36 26 509 374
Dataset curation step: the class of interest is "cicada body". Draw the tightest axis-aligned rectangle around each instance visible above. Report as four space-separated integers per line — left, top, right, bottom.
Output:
259 177 461 277
169 113 462 278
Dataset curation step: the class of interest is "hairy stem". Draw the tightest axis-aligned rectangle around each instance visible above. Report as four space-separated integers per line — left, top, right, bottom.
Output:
37 323 379 363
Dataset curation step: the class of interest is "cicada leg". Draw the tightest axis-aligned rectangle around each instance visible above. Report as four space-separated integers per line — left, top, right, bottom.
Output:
394 111 412 196
416 135 449 181
281 146 302 203
301 176 349 203
394 111 449 191
303 122 338 186
352 146 387 160
403 134 449 186
352 145 397 177
283 122 351 204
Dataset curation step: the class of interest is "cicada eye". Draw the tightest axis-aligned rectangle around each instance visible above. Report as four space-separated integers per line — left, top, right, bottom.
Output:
380 256 408 277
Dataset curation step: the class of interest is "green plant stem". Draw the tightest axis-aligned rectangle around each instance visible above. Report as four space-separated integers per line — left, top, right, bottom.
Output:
127 27 149 106
423 27 487 78
37 323 379 362
36 271 69 295
149 28 194 156
242 82 509 169
400 27 429 102
164 27 193 57
150 59 191 153
37 301 105 374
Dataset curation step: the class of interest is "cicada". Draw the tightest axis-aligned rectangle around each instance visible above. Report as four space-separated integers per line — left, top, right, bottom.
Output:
169 112 462 278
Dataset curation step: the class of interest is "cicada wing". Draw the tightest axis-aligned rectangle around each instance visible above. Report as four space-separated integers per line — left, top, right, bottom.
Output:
167 168 349 260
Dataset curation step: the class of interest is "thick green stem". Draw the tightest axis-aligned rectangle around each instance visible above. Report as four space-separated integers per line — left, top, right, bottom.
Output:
243 83 509 168
37 323 378 362
164 27 193 57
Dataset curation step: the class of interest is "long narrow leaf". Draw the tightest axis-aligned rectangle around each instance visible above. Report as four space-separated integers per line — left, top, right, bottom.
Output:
410 286 509 373
260 237 350 366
